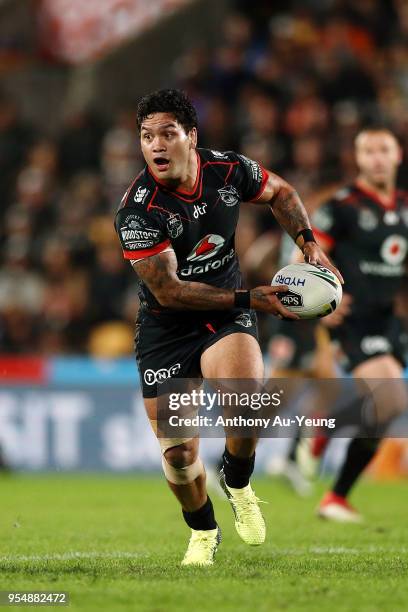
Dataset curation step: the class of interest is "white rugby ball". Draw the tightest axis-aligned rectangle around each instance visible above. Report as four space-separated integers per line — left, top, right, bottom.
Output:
271 263 342 319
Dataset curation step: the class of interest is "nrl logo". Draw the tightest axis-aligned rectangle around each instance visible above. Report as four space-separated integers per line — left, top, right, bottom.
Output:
167 213 183 239
218 185 239 207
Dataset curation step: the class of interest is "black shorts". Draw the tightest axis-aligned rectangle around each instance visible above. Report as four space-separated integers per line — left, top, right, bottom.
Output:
332 311 407 372
135 308 259 398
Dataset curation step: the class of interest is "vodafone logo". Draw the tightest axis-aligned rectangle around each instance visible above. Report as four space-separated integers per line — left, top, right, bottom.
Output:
186 234 225 262
380 235 407 265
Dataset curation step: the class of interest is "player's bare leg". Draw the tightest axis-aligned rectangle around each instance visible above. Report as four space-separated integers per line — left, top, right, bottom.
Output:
319 354 406 522
144 398 220 566
201 332 267 545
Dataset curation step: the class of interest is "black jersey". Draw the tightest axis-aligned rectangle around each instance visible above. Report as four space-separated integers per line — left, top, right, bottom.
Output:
312 183 408 314
115 148 268 312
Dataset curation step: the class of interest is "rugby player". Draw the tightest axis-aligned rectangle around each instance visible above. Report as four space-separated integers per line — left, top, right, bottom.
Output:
114 89 340 565
310 127 408 522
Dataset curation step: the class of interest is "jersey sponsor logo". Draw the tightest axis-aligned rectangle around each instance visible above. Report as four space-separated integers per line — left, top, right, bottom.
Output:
218 185 239 207
193 203 207 218
361 336 391 355
380 234 407 265
234 313 253 327
125 240 156 249
144 363 181 386
186 234 225 262
211 150 228 159
167 213 183 238
237 154 262 182
279 290 303 307
180 247 235 276
274 275 306 287
359 260 404 276
123 214 148 229
358 208 378 231
121 228 160 241
383 211 399 226
134 186 149 204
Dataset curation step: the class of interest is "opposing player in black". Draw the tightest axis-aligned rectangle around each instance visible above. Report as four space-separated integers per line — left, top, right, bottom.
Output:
115 89 340 565
310 127 408 521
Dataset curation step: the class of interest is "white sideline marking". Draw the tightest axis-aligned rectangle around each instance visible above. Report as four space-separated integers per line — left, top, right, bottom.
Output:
0 547 407 563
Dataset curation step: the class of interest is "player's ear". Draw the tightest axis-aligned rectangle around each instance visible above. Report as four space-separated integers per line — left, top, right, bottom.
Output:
188 127 197 149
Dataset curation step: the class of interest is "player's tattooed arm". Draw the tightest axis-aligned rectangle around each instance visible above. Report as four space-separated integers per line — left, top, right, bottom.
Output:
254 170 344 283
132 249 296 317
254 170 311 240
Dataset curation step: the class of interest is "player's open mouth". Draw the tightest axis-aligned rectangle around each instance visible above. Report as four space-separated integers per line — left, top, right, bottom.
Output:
153 157 170 172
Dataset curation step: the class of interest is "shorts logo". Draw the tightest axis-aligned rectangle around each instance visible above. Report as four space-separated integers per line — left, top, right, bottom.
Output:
361 336 391 355
134 186 149 204
235 313 252 327
167 214 183 238
186 234 225 262
144 363 181 385
218 185 239 207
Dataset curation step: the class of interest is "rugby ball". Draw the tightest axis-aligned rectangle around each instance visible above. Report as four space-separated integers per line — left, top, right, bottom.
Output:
271 263 342 319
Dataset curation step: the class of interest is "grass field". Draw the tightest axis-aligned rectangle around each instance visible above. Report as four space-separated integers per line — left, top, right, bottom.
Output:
0 474 407 612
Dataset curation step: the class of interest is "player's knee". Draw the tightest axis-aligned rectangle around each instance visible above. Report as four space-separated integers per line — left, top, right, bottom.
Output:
162 445 204 485
164 441 196 468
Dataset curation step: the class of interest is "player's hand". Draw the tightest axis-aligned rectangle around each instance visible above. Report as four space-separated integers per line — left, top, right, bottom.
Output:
250 286 300 320
302 242 344 284
321 293 353 328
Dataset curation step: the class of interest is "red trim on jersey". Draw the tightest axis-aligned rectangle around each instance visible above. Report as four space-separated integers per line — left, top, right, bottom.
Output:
120 169 144 209
148 151 201 196
354 181 396 210
251 166 269 201
123 239 171 260
146 186 159 210
313 227 335 249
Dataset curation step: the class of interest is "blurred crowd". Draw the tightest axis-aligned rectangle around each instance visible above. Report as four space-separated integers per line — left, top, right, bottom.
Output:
1 0 408 356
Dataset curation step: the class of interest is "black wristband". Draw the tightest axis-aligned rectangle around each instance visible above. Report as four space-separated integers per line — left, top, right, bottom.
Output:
295 228 316 248
234 290 251 309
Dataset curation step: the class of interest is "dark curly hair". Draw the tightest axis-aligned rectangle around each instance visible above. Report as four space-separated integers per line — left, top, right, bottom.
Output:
136 89 198 133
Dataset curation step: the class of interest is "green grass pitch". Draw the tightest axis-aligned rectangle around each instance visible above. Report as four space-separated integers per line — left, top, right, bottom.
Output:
0 474 407 611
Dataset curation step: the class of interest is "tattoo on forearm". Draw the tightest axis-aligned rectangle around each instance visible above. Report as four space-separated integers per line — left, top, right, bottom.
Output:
271 188 311 241
133 251 234 310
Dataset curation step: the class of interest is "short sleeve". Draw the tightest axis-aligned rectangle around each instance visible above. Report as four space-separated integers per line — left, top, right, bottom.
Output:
115 206 170 261
229 152 269 202
312 199 346 249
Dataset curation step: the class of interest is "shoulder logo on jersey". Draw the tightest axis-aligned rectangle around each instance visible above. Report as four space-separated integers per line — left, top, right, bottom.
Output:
120 214 160 249
358 208 378 231
383 211 399 226
134 186 149 204
167 213 183 238
218 185 239 207
186 234 225 262
380 234 407 265
211 150 228 159
237 154 262 182
401 208 408 227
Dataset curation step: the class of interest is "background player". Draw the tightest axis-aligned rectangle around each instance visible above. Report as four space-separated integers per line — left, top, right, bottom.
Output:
115 89 341 564
309 127 408 521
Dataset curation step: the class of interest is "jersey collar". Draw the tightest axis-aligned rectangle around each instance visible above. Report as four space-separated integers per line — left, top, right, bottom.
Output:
147 150 201 197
